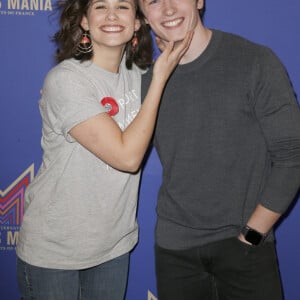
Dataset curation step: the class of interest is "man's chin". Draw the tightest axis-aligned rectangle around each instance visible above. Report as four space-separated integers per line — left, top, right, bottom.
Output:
167 33 187 43
157 32 185 43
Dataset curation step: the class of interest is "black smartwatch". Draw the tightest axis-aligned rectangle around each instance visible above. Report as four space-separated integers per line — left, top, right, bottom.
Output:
241 226 266 246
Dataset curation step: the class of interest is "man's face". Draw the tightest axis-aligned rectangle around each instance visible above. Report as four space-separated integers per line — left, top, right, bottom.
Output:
139 0 203 43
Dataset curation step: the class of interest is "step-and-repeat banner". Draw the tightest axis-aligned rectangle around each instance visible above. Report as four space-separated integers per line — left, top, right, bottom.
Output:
1 1 299 299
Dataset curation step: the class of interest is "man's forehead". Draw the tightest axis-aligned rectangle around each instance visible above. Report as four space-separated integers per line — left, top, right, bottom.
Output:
92 0 134 3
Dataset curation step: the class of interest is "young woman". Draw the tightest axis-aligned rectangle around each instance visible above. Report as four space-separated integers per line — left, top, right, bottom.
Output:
16 0 192 299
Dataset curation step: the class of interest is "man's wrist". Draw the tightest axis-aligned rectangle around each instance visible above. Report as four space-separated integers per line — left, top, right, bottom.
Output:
240 225 267 246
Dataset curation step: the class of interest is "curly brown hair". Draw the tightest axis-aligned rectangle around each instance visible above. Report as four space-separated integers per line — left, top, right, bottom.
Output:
53 0 153 70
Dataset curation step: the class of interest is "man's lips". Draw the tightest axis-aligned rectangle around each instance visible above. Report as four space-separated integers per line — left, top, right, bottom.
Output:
162 17 184 28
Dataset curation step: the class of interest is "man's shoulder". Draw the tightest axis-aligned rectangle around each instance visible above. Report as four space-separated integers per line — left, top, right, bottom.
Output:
141 66 153 83
213 29 275 64
215 29 264 49
141 67 153 101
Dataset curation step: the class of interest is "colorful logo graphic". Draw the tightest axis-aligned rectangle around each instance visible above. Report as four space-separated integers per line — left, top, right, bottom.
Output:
101 97 119 116
0 164 34 251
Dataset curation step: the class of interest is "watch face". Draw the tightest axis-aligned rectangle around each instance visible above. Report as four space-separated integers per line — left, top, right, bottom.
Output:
245 229 262 246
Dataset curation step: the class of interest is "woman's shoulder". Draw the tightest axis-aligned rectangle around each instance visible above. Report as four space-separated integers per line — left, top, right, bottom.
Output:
44 59 94 87
46 59 82 78
42 59 97 100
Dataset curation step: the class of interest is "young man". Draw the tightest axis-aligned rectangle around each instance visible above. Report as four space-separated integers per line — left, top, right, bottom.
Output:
139 1 300 299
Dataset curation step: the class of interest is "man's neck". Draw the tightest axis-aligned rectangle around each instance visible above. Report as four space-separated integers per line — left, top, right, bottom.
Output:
179 27 212 65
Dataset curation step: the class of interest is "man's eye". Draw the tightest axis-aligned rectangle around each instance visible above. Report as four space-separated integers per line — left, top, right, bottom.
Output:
117 5 130 10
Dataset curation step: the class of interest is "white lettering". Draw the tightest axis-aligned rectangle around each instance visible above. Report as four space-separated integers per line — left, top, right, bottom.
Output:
21 0 29 10
8 0 19 9
7 0 52 10
30 0 38 9
44 0 51 10
118 89 139 109
7 231 19 246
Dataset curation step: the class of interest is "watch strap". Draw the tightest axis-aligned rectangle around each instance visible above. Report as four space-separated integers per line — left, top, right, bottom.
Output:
241 225 266 246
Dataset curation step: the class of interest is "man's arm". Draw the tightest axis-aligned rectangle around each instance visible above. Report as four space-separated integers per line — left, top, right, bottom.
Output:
239 204 281 244
240 47 300 244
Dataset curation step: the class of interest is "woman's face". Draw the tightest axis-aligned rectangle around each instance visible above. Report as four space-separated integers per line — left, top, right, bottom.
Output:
81 0 140 54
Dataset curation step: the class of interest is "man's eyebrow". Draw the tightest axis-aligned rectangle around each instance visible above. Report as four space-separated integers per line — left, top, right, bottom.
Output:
91 0 133 4
91 0 105 4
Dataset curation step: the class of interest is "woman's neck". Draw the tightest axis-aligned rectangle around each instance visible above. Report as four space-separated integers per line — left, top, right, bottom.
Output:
92 46 125 73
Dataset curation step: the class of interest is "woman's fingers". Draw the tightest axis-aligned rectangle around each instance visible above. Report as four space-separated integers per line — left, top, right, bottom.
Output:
170 30 194 58
156 30 194 57
153 31 194 82
155 37 166 52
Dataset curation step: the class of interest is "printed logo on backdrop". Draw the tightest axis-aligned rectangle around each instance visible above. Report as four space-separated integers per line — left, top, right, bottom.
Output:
0 0 52 16
148 290 158 300
0 164 34 251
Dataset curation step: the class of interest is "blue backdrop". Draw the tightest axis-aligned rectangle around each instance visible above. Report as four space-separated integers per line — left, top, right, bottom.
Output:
0 1 299 299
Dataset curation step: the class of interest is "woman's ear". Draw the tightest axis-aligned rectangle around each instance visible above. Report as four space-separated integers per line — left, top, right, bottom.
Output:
80 15 89 31
134 18 141 32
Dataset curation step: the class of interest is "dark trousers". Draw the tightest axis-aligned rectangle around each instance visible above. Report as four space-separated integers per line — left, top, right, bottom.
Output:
155 237 283 300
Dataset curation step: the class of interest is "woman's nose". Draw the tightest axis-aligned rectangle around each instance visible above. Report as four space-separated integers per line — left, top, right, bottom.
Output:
106 8 118 21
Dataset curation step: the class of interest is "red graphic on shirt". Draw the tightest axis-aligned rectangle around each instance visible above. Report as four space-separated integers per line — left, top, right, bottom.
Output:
100 97 119 116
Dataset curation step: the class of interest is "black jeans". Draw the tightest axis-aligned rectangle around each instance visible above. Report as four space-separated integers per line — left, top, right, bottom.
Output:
155 237 283 300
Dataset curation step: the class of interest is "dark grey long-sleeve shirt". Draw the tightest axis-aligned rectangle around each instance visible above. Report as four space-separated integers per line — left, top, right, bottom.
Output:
142 30 300 249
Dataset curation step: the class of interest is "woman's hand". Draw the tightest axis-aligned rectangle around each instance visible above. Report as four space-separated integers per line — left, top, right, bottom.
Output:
152 31 194 84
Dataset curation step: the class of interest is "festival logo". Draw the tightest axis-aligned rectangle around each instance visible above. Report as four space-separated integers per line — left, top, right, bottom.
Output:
0 0 52 16
101 97 119 117
0 164 34 251
148 290 158 300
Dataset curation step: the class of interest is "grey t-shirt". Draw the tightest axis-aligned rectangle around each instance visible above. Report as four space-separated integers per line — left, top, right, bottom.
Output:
17 58 143 269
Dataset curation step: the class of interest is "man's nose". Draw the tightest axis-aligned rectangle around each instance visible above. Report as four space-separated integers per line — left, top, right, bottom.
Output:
162 0 177 16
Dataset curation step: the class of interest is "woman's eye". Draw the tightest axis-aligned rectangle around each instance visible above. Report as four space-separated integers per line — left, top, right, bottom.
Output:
95 5 106 9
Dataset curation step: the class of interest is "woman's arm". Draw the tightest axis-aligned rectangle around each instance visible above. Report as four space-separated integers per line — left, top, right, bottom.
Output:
70 32 193 172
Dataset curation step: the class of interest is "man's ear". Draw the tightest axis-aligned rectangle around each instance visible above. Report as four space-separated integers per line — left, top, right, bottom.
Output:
197 0 204 10
80 15 89 31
